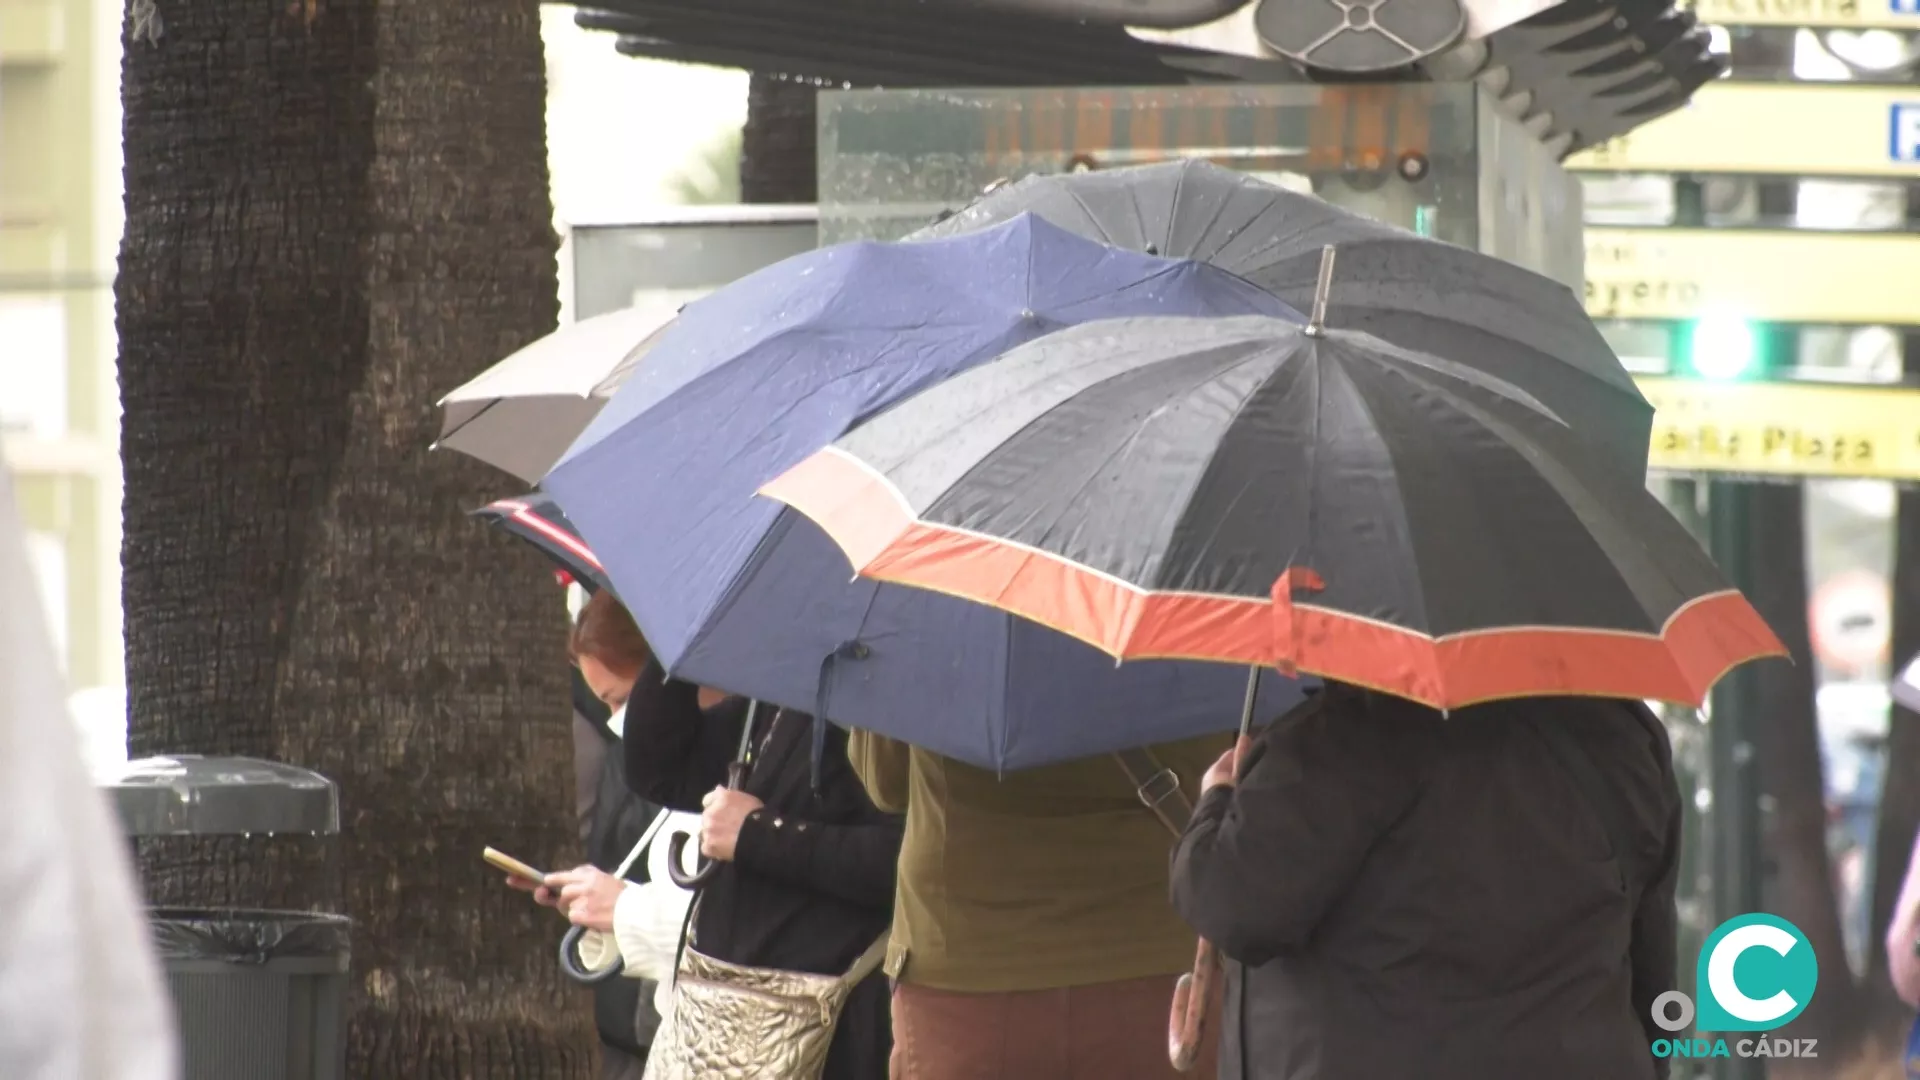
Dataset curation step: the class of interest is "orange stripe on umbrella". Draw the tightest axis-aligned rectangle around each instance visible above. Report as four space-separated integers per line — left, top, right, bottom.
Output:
760 447 1787 710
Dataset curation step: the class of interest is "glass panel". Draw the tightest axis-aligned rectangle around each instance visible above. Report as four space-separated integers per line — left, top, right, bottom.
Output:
1474 91 1584 290
569 211 820 321
817 83 1485 249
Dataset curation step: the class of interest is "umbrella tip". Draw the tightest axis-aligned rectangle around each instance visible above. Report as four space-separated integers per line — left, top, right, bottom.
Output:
1304 245 1337 337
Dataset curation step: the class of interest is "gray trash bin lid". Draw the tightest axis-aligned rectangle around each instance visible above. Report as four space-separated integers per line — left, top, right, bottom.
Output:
150 908 351 965
101 756 339 837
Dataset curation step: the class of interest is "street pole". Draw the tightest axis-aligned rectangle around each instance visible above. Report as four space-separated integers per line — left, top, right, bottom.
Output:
1675 176 1767 1080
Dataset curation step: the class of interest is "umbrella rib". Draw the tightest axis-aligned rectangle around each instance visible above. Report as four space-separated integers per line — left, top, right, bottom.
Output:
1214 197 1309 275
945 343 1279 616
1365 359 1707 636
1143 346 1298 595
1062 188 1120 247
1182 174 1241 267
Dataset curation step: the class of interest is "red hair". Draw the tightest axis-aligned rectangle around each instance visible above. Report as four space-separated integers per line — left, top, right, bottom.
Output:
569 591 651 679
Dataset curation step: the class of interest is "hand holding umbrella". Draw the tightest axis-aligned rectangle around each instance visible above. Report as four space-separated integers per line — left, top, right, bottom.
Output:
1166 727 1254 1071
663 702 761 888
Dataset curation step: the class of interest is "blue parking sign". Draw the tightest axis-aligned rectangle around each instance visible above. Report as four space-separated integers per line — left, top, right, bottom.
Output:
1894 103 1920 162
1897 0 1920 13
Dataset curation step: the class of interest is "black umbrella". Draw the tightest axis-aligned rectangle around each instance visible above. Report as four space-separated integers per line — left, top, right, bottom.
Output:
913 160 1652 481
471 492 613 595
762 251 1783 711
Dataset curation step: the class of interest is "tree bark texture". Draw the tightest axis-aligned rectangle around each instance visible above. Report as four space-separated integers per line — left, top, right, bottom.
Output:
740 72 819 204
116 0 593 1075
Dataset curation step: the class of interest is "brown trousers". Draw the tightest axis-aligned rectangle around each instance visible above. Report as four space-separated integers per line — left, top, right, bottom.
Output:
888 974 1221 1080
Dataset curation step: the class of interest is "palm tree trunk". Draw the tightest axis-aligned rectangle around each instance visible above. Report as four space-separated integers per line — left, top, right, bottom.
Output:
116 0 592 1074
740 72 819 204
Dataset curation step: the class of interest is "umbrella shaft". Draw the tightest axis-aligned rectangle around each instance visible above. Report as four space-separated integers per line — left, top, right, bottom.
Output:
1237 667 1260 741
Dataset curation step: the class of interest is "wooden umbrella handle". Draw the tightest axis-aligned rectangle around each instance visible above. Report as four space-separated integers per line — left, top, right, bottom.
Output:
1168 731 1249 1071
1168 937 1222 1071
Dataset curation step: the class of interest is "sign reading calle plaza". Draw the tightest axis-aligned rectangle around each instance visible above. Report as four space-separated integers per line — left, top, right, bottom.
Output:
1567 83 1920 176
1585 227 1920 325
1636 376 1920 481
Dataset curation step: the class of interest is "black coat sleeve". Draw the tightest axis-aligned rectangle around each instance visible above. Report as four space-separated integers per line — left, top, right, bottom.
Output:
1170 692 1426 966
621 660 749 813
730 801 903 910
729 727 904 909
1629 708 1682 1079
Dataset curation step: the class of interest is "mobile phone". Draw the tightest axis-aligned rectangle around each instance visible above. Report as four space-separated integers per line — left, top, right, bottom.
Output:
483 847 548 885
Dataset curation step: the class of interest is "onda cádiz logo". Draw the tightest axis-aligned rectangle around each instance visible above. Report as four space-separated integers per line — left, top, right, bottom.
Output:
1650 914 1821 1062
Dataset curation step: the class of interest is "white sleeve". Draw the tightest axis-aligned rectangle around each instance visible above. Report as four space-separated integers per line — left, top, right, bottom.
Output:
610 879 694 982
0 464 180 1080
571 929 623 974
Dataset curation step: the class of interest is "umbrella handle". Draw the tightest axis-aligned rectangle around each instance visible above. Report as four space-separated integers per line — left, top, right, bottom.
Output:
559 923 625 985
665 830 721 889
1168 938 1222 1072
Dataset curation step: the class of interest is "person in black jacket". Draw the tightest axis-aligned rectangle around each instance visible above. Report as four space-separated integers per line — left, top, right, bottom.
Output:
1170 683 1680 1080
551 591 902 1080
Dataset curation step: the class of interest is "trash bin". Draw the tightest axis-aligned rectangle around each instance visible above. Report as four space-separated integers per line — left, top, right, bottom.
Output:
104 756 348 1080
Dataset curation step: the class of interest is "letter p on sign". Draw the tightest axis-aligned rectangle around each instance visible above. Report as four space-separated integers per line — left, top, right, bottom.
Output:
1892 103 1920 163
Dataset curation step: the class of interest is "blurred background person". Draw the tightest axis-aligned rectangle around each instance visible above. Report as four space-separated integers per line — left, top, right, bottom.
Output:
0 459 179 1080
1885 827 1920 1009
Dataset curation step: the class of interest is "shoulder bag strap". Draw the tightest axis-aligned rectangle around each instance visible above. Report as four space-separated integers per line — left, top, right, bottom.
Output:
1531 717 1638 895
615 808 676 879
667 892 700 990
1113 746 1195 839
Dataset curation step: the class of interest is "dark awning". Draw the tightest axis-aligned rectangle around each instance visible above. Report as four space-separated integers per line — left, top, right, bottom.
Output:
572 0 1723 156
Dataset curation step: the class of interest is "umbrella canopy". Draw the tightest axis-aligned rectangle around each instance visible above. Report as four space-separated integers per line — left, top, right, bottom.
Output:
761 309 1786 710
436 303 680 483
543 211 1294 672
628 506 1313 771
539 212 1313 770
915 160 1653 480
471 492 613 595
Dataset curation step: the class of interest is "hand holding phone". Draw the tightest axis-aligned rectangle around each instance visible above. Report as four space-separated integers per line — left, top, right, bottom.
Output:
484 847 549 887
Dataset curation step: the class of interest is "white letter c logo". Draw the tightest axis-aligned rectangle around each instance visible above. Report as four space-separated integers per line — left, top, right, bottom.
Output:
1707 923 1799 1024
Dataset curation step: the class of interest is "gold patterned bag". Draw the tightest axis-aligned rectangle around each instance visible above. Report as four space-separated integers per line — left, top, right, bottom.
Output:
641 929 891 1080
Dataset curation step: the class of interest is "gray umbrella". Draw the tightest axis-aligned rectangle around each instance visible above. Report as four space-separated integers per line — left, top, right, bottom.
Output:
913 160 1652 480
434 302 680 482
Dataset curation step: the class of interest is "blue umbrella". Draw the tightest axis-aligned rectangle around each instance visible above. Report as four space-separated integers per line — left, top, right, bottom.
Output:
544 212 1312 771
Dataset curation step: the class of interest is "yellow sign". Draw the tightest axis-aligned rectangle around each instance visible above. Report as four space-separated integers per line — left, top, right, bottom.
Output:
1685 0 1920 28
1567 83 1920 176
1636 376 1920 480
1585 227 1920 324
